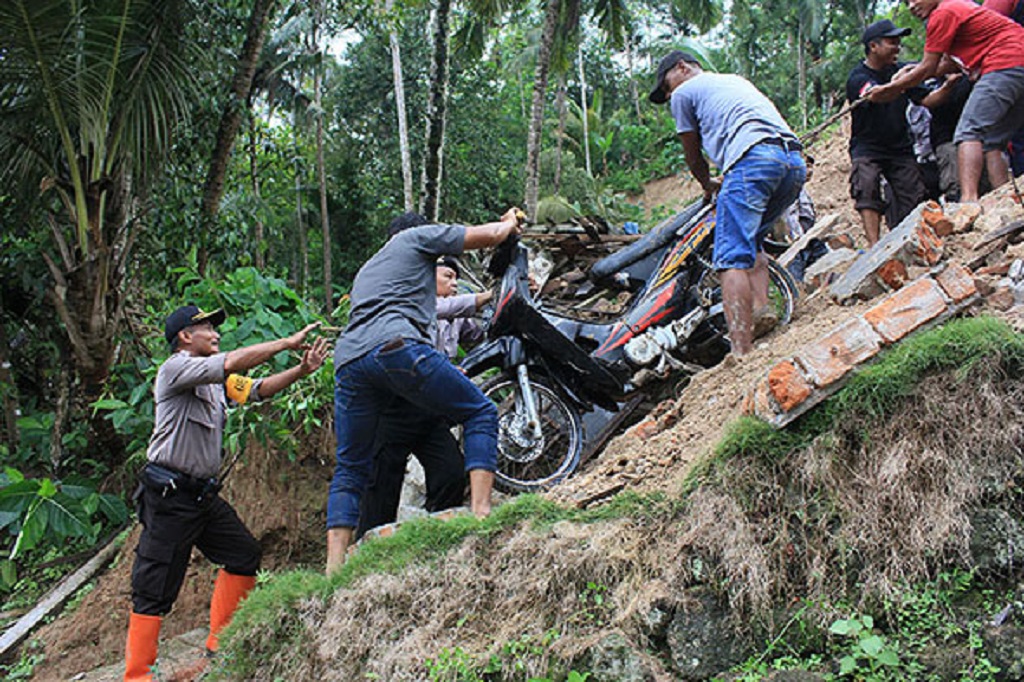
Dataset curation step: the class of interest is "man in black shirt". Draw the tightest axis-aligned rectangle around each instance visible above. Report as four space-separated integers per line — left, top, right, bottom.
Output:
847 19 927 246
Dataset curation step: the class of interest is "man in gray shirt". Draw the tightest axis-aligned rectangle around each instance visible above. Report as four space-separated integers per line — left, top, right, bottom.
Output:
327 209 521 574
650 51 806 356
124 305 327 681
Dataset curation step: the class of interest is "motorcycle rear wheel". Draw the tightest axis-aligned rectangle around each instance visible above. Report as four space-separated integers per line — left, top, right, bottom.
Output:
478 373 583 493
691 257 799 362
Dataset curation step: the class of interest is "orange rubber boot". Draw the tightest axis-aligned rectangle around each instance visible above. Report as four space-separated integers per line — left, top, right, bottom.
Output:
205 569 256 653
124 612 161 681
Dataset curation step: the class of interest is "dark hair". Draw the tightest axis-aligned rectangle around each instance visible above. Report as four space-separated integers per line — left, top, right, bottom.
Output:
387 211 429 238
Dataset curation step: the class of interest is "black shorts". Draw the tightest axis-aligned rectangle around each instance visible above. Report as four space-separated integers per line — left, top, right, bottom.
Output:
130 485 261 615
849 156 925 226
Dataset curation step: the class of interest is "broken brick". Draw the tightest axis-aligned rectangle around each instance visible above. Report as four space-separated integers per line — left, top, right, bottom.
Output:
630 419 659 441
877 259 909 290
795 317 882 387
976 261 1011 277
934 263 977 303
864 278 948 344
922 201 955 237
767 360 813 412
912 222 944 266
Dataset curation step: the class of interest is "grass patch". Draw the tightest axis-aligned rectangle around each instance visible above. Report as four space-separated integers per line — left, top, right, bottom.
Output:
216 316 1023 680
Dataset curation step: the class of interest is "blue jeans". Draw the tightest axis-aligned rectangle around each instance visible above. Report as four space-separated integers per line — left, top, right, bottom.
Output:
714 143 806 270
326 339 497 530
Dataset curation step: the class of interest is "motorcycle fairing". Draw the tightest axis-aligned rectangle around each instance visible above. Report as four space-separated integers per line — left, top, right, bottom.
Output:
589 198 710 282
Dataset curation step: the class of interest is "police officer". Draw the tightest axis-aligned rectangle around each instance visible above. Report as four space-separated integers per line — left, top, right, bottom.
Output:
123 305 328 681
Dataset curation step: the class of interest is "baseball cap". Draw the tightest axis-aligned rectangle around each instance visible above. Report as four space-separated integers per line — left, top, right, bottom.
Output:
164 305 226 346
436 256 461 278
862 19 911 46
649 50 701 104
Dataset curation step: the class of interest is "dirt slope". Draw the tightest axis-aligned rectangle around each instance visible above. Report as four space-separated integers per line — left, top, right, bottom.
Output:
22 117 1024 680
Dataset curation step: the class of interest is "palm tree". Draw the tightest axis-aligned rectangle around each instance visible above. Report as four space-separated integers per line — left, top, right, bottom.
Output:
0 0 196 466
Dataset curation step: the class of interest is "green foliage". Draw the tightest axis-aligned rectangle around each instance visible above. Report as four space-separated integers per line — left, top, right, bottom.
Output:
0 639 43 680
0 468 127 591
829 614 902 677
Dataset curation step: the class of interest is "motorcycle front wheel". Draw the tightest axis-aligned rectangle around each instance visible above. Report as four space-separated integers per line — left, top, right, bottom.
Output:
478 373 583 493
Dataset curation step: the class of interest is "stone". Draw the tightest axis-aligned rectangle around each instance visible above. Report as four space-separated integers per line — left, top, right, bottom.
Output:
665 589 751 680
969 508 1024 575
577 631 657 682
796 317 883 387
863 278 948 344
989 285 1016 311
982 624 1024 680
950 202 982 233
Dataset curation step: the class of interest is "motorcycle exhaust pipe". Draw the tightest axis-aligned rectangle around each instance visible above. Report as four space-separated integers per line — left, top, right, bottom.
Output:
516 364 544 441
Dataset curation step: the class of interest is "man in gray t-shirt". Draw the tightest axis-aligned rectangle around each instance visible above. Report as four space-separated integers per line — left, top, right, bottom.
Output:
326 209 521 575
650 51 806 356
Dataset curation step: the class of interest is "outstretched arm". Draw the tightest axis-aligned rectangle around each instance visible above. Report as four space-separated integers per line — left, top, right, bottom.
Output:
223 322 321 374
254 336 330 399
867 52 942 102
462 208 523 250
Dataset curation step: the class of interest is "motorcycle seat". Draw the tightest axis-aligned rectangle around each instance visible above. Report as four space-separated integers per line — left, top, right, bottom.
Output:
590 199 709 283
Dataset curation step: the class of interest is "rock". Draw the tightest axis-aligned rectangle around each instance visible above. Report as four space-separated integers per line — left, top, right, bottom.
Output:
665 589 750 680
970 508 1024 574
982 624 1024 681
919 641 974 679
578 631 657 682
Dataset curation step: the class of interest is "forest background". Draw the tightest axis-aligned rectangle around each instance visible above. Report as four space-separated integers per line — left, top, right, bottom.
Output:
0 0 914 613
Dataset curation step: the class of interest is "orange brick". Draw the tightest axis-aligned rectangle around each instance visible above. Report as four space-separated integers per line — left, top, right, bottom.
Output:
877 259 908 290
976 261 1011 277
767 360 813 412
913 222 944 266
631 419 659 441
934 263 977 303
795 317 882 387
864 278 948 344
921 201 954 237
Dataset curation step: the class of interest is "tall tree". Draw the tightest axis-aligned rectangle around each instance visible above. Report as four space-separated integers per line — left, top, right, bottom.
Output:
0 0 195 466
420 0 454 221
199 0 278 274
386 0 416 211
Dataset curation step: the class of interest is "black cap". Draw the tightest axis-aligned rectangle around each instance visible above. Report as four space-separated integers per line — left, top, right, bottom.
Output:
649 50 701 104
165 305 226 346
436 256 460 279
862 19 911 46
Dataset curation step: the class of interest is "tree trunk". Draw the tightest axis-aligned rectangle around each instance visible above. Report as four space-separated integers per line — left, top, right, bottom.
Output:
248 116 266 270
388 0 415 211
312 0 333 315
524 0 561 221
554 76 567 195
797 27 807 130
420 0 452 222
0 310 20 456
198 0 277 274
625 34 642 122
578 44 591 177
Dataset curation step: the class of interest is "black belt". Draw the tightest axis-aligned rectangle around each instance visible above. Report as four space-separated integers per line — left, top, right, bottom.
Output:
761 137 803 153
140 462 221 501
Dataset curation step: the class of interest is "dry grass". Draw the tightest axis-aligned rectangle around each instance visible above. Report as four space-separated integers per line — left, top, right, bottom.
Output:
218 325 1024 681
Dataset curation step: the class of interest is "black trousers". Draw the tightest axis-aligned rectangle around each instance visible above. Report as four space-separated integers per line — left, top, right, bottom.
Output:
130 485 261 615
355 404 465 539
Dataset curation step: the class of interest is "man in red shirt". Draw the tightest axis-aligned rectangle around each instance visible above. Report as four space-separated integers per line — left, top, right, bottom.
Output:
869 0 1024 202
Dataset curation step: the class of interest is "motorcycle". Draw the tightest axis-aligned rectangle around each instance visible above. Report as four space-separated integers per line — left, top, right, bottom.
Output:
460 198 800 493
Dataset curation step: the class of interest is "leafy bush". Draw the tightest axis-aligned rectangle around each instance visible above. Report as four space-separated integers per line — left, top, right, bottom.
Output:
0 467 128 591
